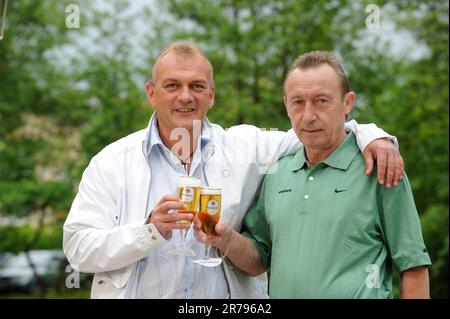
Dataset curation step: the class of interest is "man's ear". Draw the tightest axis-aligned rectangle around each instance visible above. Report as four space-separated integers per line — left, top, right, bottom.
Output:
283 95 290 115
344 91 356 117
145 81 156 107
208 87 215 109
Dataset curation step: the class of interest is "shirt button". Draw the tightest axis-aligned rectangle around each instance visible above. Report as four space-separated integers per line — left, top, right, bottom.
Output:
151 235 157 240
304 194 309 200
308 176 314 181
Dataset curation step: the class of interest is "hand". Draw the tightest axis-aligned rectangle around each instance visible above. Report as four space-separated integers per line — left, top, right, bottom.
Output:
363 138 404 187
193 219 232 251
148 195 193 240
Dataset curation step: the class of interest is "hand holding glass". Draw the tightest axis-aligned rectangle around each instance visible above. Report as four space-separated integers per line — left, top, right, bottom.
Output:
167 176 200 256
193 187 223 267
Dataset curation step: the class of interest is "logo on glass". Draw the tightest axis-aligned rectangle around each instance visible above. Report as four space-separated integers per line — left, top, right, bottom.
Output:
181 187 195 203
206 200 219 215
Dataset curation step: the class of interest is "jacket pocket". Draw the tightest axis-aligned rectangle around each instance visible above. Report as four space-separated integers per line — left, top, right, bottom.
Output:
105 265 133 288
91 265 133 299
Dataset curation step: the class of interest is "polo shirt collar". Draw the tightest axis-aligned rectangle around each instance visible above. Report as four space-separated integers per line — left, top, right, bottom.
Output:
291 131 359 171
290 147 309 171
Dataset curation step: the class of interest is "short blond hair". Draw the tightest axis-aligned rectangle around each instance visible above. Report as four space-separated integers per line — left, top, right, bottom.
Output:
284 51 350 95
150 41 214 86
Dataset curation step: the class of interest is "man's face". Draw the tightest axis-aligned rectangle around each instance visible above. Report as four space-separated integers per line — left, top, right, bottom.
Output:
146 52 215 136
283 64 355 154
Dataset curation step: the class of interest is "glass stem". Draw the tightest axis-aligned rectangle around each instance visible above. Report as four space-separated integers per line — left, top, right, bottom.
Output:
204 243 211 260
180 229 188 247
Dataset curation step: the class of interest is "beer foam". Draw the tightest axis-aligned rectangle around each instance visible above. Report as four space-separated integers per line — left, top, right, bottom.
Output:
178 176 201 187
200 187 222 195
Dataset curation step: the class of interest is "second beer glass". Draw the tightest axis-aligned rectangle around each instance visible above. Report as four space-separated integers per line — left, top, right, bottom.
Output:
193 187 223 267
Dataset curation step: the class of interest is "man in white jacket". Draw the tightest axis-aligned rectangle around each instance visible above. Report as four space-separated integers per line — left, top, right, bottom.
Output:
63 41 404 298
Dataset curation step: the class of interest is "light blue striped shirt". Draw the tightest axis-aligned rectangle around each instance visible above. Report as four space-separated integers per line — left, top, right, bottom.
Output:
134 116 229 298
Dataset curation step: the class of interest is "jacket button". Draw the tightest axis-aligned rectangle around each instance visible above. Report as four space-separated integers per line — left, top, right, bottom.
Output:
98 280 105 285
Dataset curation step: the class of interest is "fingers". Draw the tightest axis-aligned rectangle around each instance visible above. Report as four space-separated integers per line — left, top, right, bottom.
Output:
384 150 395 188
150 213 193 240
365 138 406 187
215 222 230 237
193 222 210 244
156 194 182 205
364 150 375 176
376 150 387 185
194 227 209 243
393 154 404 186
193 221 229 246
149 195 192 239
164 222 192 230
377 147 404 187
162 212 194 223
156 200 186 214
193 215 202 230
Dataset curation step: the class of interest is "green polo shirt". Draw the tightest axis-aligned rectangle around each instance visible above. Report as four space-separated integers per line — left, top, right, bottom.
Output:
242 132 431 298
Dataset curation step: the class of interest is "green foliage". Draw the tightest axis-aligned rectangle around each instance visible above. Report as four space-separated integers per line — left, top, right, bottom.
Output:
0 223 63 253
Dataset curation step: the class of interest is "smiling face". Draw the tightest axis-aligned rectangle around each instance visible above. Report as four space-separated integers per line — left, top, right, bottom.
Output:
146 51 215 141
284 64 355 163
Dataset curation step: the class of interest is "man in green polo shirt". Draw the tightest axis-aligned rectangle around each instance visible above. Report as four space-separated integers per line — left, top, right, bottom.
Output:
194 51 431 298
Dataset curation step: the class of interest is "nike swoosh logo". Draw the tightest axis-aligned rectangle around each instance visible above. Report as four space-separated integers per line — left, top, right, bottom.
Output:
334 189 348 193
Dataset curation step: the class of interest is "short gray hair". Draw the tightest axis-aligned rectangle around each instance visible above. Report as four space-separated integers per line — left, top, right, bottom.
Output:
284 51 350 95
150 41 214 87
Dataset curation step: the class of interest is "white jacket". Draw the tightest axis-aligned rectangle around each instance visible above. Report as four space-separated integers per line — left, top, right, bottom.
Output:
63 115 391 298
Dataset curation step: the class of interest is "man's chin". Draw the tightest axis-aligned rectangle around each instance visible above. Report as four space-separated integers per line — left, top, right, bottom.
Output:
173 119 203 132
300 136 324 148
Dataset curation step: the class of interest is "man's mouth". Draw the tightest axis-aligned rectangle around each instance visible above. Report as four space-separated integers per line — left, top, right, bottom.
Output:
175 108 195 113
302 129 321 133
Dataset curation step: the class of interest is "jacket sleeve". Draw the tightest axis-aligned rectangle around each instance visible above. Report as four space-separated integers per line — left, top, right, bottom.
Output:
344 119 399 151
63 156 166 273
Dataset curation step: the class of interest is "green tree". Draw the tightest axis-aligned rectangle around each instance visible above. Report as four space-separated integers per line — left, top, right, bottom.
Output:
353 0 449 298
0 0 80 298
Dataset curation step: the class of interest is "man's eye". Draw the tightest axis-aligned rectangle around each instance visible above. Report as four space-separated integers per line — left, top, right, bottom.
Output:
317 98 329 104
165 83 178 89
192 83 206 89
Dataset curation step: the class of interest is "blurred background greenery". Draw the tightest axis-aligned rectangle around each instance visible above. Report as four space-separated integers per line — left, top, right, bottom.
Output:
0 0 448 298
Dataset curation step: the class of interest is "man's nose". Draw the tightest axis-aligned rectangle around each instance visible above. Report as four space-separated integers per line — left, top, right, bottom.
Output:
302 101 317 122
178 86 193 103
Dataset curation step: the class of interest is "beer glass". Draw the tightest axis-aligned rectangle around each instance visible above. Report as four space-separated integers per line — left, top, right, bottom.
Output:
167 176 200 256
193 187 223 267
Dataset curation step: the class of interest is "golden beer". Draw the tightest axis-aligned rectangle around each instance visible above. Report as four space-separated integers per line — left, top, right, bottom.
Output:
198 187 222 237
177 176 201 222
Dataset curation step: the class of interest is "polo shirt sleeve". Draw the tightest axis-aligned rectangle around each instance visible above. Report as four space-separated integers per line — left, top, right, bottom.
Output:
378 173 432 272
241 176 272 270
